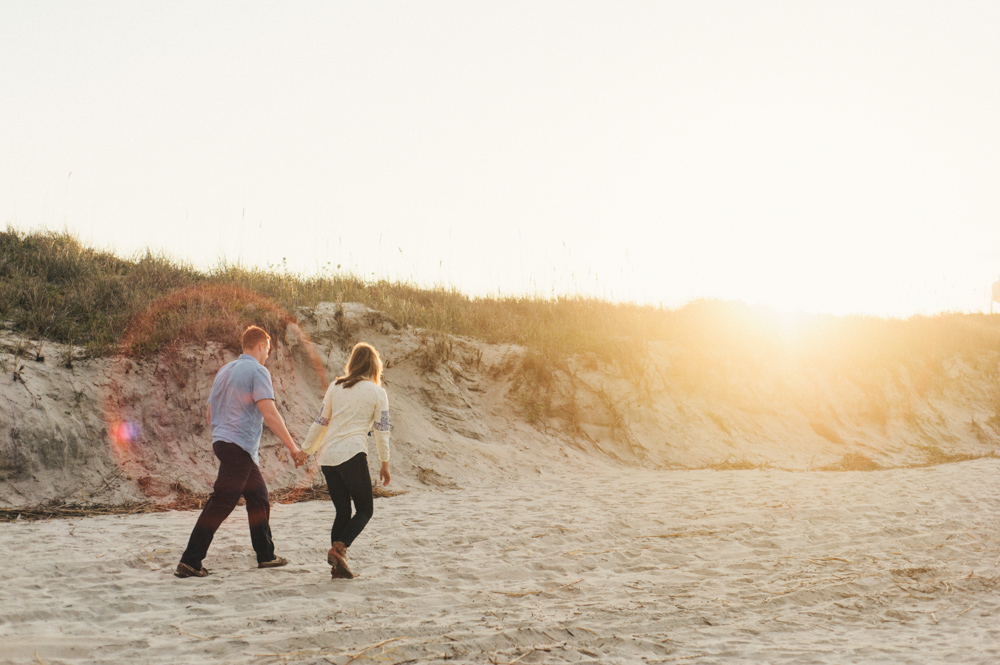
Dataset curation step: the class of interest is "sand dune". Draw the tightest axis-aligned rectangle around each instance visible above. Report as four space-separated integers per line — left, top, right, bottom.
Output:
3 458 999 664
4 302 1000 512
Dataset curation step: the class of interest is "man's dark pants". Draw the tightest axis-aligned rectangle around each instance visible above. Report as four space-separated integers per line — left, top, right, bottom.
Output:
180 440 275 569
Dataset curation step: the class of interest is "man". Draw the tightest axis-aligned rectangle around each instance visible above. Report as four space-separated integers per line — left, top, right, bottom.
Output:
175 325 308 578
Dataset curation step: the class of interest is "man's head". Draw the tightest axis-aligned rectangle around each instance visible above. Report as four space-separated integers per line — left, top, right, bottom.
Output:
241 326 271 364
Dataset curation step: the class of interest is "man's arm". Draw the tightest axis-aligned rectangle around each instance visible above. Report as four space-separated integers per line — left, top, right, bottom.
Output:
206 404 211 430
257 399 307 466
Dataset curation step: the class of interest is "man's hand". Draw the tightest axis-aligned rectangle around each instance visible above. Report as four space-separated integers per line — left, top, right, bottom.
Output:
379 462 391 487
257 398 303 466
293 449 308 468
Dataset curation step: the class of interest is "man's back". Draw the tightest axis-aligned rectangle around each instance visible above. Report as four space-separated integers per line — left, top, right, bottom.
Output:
208 354 274 463
176 325 302 578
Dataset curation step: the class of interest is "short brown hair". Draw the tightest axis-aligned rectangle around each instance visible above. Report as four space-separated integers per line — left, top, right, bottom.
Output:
335 342 383 388
241 325 271 352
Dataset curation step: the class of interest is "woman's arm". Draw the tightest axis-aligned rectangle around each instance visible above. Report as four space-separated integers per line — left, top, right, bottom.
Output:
302 387 333 456
373 387 391 485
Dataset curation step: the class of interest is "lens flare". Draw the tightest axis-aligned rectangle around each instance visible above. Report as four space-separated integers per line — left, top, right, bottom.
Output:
108 420 141 449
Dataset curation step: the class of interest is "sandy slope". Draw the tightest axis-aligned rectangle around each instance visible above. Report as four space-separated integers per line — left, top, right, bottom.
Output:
4 302 1000 511
3 458 999 665
0 303 570 508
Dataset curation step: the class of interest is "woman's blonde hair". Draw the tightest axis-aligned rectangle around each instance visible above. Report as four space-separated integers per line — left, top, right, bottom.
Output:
335 342 383 389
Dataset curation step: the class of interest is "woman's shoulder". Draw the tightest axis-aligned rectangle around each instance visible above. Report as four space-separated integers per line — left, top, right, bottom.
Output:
331 379 385 393
358 380 388 397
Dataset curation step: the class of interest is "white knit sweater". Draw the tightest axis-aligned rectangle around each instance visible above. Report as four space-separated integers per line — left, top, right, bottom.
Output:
301 380 391 467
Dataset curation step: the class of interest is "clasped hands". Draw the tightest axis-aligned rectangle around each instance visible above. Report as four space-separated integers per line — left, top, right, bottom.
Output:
292 448 308 467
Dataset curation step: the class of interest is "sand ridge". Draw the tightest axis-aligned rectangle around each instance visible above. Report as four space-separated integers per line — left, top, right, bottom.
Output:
5 301 1000 512
2 458 999 664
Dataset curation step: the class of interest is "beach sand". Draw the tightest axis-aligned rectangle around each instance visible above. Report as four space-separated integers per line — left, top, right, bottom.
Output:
3 458 999 664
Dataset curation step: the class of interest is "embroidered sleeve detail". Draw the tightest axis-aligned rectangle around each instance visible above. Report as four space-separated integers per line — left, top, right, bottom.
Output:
314 407 330 427
374 410 390 432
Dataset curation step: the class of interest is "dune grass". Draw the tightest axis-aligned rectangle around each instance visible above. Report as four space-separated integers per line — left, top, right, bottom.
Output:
0 229 673 359
4 228 1000 393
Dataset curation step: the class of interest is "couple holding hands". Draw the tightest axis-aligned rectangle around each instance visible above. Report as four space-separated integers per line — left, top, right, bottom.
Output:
174 325 390 580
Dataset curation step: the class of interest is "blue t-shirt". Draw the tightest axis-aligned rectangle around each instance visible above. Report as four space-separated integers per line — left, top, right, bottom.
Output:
207 354 275 463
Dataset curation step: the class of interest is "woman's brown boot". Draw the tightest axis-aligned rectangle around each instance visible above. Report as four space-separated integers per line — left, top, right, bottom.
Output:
327 541 354 579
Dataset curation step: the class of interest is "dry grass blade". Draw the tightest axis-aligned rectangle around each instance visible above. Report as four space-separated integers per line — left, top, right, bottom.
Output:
323 636 407 665
493 578 583 597
807 557 851 564
178 628 211 640
647 655 707 663
252 649 328 658
565 547 630 556
501 643 564 665
637 530 716 539
956 604 976 618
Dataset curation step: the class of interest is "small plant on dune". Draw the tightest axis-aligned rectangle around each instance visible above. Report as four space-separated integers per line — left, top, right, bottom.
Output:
507 349 588 433
467 346 483 371
518 391 545 424
509 349 560 421
969 415 992 443
915 443 951 466
332 302 360 351
821 452 882 472
60 340 75 369
709 455 772 471
416 334 454 374
913 443 992 466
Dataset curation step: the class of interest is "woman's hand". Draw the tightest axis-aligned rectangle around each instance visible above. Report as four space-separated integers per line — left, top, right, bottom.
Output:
380 462 391 486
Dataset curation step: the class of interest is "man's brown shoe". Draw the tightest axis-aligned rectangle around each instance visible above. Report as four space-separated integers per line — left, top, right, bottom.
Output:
174 562 209 578
258 556 289 569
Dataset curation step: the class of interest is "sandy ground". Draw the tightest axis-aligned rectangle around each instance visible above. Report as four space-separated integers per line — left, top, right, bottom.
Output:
3 459 1000 665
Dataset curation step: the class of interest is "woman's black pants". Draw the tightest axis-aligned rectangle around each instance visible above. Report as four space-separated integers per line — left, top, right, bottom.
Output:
321 453 374 548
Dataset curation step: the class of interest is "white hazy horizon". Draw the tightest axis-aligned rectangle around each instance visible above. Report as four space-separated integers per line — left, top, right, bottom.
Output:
3 2 999 317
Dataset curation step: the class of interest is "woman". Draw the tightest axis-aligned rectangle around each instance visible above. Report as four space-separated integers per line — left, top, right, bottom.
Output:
302 342 391 579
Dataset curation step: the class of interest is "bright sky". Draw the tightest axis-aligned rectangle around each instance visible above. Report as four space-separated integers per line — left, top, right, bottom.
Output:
3 2 999 317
